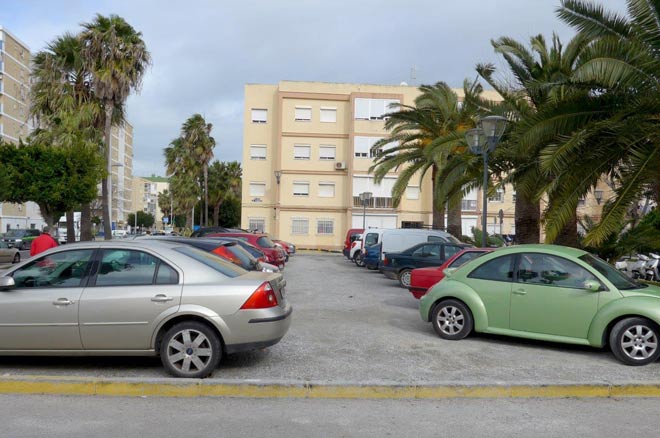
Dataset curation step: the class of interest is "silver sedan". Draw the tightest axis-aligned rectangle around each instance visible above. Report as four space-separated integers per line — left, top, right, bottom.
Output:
0 240 292 378
0 241 20 264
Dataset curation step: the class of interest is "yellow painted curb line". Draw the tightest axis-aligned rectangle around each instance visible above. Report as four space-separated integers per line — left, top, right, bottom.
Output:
2 378 660 399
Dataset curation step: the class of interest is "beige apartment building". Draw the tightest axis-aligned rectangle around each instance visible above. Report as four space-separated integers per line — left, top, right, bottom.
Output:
242 80 617 250
131 175 169 230
107 122 135 229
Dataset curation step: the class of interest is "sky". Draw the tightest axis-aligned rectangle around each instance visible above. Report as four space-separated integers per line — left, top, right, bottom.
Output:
1 0 628 177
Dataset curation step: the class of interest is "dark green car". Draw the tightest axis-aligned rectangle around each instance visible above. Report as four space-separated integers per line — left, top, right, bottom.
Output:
2 229 40 250
420 244 660 366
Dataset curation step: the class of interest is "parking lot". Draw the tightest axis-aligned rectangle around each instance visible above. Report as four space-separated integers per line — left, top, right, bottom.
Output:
1 251 660 385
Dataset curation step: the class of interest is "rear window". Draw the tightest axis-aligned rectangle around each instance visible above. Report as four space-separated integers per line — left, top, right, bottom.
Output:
257 236 275 248
174 246 247 278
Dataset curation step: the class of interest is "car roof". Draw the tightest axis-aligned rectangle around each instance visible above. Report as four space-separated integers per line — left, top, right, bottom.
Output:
490 244 588 258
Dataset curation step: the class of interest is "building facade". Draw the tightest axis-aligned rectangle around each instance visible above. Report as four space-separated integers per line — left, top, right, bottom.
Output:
242 81 505 250
131 176 170 231
108 123 135 229
0 26 47 232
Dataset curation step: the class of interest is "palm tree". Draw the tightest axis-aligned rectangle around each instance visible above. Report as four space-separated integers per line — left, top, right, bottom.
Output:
208 161 242 226
181 114 215 227
530 0 660 246
474 32 591 246
80 14 150 239
164 136 201 230
30 33 107 243
369 82 480 237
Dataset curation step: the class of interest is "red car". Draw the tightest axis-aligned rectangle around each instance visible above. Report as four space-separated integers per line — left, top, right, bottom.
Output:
408 248 494 299
210 233 287 269
342 228 364 259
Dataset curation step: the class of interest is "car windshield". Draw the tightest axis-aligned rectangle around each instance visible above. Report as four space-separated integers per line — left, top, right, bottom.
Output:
5 230 26 238
579 254 645 290
256 236 275 248
174 246 247 278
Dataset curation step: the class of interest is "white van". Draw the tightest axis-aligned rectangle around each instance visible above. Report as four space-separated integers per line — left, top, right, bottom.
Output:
378 229 460 262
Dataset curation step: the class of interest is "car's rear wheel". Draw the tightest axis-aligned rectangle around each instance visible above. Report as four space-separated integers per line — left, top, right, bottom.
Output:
398 269 412 288
353 252 366 267
160 321 222 378
610 317 660 366
431 299 473 340
12 253 20 264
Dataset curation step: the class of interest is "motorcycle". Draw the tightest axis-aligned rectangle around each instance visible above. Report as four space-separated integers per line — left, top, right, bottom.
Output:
616 254 649 279
645 253 660 281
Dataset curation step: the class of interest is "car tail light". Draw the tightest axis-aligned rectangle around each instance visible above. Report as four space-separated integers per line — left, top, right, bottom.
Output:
241 282 278 309
383 257 389 266
351 241 358 248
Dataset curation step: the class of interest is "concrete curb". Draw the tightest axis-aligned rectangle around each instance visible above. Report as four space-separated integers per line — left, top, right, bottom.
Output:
2 376 660 399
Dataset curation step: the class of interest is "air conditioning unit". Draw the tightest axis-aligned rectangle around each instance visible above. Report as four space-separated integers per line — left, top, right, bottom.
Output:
335 161 347 170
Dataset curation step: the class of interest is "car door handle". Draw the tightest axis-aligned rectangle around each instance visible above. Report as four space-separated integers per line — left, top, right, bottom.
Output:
151 294 174 302
52 298 75 306
512 289 527 296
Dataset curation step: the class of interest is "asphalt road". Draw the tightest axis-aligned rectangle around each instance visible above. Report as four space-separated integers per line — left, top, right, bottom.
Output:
1 252 660 385
2 394 660 438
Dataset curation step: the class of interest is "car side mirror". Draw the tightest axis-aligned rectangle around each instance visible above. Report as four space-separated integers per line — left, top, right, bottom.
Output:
443 268 458 278
0 276 16 291
584 280 601 292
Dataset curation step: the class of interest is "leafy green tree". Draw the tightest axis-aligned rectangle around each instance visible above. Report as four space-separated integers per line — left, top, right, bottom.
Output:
217 196 241 227
164 135 201 229
208 161 242 226
0 140 103 226
80 14 151 240
126 211 155 229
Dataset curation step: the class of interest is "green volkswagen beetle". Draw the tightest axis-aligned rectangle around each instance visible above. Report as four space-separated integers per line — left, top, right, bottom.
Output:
419 245 660 366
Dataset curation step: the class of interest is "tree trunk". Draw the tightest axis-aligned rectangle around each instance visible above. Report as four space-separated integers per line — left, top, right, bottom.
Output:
553 211 579 247
514 192 540 244
80 203 93 241
102 104 113 240
204 164 209 227
446 192 462 238
431 165 446 230
213 203 220 226
66 210 75 244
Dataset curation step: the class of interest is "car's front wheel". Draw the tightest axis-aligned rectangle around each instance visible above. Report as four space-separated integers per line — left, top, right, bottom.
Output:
610 317 660 366
398 269 412 288
353 252 366 267
12 253 20 264
160 321 222 378
431 299 473 340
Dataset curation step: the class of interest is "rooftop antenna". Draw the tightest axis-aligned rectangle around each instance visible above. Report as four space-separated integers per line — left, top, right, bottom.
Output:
410 65 417 84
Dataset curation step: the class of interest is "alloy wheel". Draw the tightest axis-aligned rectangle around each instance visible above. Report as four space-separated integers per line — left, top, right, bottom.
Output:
436 306 465 336
399 270 412 288
620 324 658 361
165 328 214 376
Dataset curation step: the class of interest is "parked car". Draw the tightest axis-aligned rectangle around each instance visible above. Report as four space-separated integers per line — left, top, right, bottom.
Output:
272 239 296 261
190 227 232 237
2 229 40 250
0 241 20 264
408 248 493 298
381 241 472 287
0 240 292 378
364 242 383 270
419 244 660 366
208 233 287 269
343 228 364 258
136 236 279 273
349 234 365 266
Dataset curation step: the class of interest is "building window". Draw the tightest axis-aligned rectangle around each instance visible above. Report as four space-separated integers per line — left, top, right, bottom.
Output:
294 106 312 121
248 217 265 233
578 196 586 207
293 182 309 196
401 221 424 229
354 98 400 120
320 107 337 123
319 145 336 160
512 192 517 203
294 144 311 160
462 200 478 211
251 109 267 123
317 219 334 235
488 189 504 203
250 144 267 160
318 182 335 198
249 182 266 197
354 136 384 158
291 218 309 235
406 186 420 200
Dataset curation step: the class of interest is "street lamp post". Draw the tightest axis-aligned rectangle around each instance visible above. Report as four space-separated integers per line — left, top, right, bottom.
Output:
465 116 508 248
359 192 373 230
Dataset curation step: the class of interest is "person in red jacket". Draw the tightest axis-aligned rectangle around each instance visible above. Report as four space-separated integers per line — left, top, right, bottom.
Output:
30 226 58 256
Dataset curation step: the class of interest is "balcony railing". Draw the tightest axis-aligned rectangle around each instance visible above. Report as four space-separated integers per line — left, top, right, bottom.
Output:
353 196 393 209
